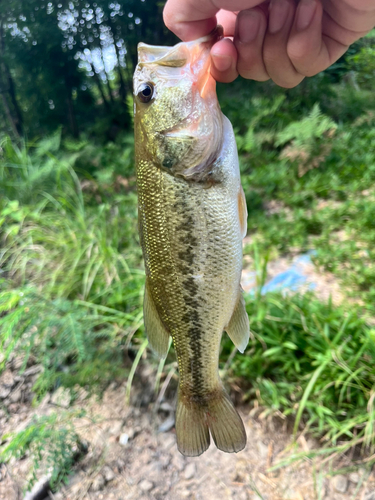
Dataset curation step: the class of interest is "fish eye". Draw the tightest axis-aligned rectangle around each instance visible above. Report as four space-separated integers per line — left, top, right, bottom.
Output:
137 82 154 103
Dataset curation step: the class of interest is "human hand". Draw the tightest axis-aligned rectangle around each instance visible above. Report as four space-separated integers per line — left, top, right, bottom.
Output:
163 0 375 88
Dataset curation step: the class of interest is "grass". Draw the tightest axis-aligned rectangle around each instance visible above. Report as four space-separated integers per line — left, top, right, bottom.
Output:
222 290 375 456
0 134 144 398
0 133 146 490
1 79 375 488
232 98 375 311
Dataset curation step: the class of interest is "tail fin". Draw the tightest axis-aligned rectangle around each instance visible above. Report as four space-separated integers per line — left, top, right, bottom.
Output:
176 387 246 457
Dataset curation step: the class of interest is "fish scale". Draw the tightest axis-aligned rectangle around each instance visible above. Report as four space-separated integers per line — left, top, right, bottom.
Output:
139 156 239 389
134 29 250 456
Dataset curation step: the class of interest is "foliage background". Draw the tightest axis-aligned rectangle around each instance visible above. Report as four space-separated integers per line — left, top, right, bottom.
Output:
1 0 375 490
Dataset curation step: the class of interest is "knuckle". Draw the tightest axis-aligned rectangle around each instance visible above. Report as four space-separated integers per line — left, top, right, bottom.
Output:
213 71 238 83
287 51 325 77
287 45 307 62
239 68 269 82
236 49 269 81
262 50 282 68
298 67 319 77
274 76 304 88
262 49 304 88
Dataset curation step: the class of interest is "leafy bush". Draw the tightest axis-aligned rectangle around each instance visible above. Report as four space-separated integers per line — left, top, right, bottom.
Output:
276 104 337 176
347 45 375 90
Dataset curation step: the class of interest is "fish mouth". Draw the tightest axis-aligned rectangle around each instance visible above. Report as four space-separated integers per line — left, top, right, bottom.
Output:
189 25 223 46
135 26 222 101
137 26 223 66
190 26 223 99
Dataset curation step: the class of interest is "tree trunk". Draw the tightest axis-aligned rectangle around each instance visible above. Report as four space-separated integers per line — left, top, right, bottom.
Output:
84 42 112 112
0 90 19 138
3 61 23 135
106 19 128 103
114 42 127 102
106 15 129 104
0 18 23 137
99 47 115 106
66 92 79 138
106 77 115 106
92 67 111 112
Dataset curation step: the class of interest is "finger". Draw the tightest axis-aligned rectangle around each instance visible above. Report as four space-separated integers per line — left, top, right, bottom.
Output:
163 0 266 41
321 9 371 46
287 0 368 77
234 7 270 81
324 0 375 33
263 0 304 88
287 0 333 76
211 38 239 83
209 12 239 82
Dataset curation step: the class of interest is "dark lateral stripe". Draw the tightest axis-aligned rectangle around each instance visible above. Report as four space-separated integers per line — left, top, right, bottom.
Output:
177 193 205 396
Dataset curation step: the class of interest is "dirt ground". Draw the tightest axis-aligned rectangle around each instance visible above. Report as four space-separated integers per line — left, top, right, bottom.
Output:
1 358 375 500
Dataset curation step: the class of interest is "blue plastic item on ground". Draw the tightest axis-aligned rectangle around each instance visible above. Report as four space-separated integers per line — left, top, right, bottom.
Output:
242 251 317 296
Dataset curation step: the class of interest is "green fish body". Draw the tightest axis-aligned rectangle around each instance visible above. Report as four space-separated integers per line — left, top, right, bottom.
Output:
134 31 249 457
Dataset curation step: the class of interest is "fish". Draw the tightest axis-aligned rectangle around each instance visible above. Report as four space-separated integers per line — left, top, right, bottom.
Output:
133 28 249 457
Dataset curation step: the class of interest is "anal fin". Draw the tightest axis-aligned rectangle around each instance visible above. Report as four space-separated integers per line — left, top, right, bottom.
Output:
225 292 249 353
143 279 170 358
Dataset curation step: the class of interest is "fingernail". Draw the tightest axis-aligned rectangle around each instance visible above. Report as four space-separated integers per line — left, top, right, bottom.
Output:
238 10 261 44
269 0 290 34
211 54 232 72
296 0 316 31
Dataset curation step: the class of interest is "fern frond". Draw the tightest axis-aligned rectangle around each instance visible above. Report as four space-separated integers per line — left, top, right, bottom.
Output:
275 104 337 148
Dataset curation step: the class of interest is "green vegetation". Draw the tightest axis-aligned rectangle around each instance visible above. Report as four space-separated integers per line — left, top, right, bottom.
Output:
0 133 145 489
0 0 176 139
0 133 143 396
219 81 375 309
225 292 375 454
1 0 375 491
0 410 86 488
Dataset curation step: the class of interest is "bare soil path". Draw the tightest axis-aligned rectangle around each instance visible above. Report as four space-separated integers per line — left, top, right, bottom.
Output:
1 360 374 500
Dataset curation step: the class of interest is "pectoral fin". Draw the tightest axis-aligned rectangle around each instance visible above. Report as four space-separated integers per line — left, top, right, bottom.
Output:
238 186 248 239
144 280 170 358
225 292 249 353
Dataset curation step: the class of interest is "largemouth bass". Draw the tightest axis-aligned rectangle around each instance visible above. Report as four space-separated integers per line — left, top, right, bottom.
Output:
133 29 249 457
